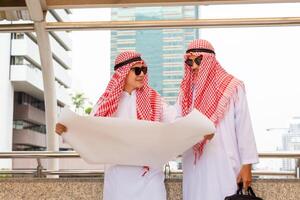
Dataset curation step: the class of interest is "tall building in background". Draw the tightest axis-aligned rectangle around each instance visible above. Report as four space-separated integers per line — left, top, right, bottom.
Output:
282 117 300 171
257 118 300 173
0 9 72 169
111 6 199 104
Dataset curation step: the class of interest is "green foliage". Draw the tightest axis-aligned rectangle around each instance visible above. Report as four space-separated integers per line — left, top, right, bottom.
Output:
71 93 87 111
70 92 93 115
85 107 92 115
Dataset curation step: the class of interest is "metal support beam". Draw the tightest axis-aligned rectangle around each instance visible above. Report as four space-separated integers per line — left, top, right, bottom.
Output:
25 0 59 175
47 0 300 8
25 0 44 21
1 17 300 33
46 17 300 31
0 0 26 11
0 23 34 33
1 0 300 10
4 10 19 20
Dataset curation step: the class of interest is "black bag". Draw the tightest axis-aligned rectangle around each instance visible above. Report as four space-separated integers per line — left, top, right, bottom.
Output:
225 183 263 200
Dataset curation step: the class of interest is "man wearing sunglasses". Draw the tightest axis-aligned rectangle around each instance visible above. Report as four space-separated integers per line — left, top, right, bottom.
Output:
175 39 259 200
56 51 172 200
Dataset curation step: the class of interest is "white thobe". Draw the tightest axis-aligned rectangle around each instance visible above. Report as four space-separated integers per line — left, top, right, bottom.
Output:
103 90 172 200
176 86 259 200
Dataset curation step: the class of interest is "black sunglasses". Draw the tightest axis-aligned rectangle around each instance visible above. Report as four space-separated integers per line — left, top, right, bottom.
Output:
131 66 148 75
185 55 203 67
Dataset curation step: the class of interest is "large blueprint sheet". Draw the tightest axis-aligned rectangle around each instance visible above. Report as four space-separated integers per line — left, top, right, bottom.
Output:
58 108 215 168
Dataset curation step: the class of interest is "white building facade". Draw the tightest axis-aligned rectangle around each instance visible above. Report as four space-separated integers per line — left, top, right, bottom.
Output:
0 9 72 169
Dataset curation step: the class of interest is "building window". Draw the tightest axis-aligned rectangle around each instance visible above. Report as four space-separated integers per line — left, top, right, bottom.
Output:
11 56 24 65
13 144 46 151
13 120 46 134
15 92 45 111
11 33 24 39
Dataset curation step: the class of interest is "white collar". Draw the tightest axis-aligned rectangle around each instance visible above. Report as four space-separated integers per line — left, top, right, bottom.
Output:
122 89 136 97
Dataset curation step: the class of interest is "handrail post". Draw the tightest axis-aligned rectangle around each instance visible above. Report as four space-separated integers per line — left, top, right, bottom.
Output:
296 158 300 179
35 158 44 178
164 162 170 179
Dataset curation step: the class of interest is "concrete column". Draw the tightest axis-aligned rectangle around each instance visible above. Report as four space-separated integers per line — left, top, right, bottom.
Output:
34 22 59 174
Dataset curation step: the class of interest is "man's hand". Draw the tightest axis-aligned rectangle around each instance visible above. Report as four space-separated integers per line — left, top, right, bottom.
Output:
204 133 214 141
55 123 67 135
237 164 252 190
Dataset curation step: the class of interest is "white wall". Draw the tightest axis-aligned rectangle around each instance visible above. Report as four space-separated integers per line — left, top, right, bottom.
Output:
0 32 14 169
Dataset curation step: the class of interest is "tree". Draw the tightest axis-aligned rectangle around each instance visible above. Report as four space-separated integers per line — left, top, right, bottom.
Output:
71 93 87 113
71 92 93 115
85 107 93 115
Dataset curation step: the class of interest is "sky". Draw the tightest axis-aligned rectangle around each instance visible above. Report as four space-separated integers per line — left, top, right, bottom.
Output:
70 3 300 152
70 8 111 104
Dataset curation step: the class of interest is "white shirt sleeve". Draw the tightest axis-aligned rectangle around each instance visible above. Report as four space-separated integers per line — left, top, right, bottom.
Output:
234 86 259 165
160 99 180 123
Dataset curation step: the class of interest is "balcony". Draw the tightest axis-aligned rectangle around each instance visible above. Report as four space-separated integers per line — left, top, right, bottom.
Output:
13 129 46 148
10 64 70 105
49 34 72 69
10 34 72 88
12 33 72 70
14 104 45 125
46 12 72 51
11 34 40 67
53 60 72 88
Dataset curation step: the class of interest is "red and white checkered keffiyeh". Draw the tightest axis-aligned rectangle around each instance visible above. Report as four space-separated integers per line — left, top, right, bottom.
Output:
93 51 162 121
92 51 163 175
178 39 244 162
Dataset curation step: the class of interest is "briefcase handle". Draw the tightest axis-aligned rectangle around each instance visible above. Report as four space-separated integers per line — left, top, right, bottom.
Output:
237 182 257 197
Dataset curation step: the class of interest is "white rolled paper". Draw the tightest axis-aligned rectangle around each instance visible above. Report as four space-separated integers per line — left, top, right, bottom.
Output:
58 108 215 168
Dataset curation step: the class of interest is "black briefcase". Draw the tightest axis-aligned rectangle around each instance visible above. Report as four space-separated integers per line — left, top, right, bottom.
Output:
225 183 263 200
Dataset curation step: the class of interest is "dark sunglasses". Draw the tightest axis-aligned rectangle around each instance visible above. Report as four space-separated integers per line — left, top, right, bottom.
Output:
131 66 148 76
185 55 203 67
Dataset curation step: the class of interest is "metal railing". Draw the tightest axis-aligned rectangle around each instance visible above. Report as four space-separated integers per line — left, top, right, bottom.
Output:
0 151 299 178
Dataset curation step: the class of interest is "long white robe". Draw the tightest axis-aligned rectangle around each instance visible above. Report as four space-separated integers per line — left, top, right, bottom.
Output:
176 86 259 200
103 90 172 200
